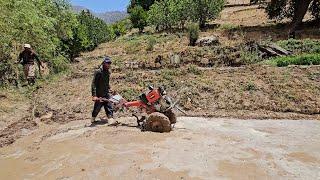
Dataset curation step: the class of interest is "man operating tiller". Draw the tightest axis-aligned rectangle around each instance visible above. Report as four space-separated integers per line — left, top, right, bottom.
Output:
91 57 113 123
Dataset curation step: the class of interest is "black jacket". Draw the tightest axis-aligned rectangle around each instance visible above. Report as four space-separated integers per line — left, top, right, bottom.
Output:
18 49 40 65
91 67 110 97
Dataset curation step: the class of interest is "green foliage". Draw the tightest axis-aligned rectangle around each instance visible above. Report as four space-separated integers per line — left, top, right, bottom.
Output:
244 82 257 91
0 0 115 86
146 36 157 51
192 0 225 28
148 0 193 30
125 41 142 54
128 0 156 11
50 55 70 74
240 46 261 64
266 0 319 21
187 23 200 46
130 5 148 33
277 39 320 54
0 60 18 87
112 19 132 37
218 24 240 31
0 0 75 85
148 0 224 30
62 10 114 61
187 65 202 75
268 54 320 67
148 0 171 30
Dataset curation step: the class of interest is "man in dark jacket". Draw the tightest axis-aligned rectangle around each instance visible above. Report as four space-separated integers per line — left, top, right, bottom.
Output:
17 44 43 85
91 57 113 123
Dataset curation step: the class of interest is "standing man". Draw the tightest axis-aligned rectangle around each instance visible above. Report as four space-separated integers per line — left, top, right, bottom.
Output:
91 57 113 123
17 44 43 85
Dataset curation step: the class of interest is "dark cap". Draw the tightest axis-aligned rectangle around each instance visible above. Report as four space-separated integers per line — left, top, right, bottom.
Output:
103 56 112 64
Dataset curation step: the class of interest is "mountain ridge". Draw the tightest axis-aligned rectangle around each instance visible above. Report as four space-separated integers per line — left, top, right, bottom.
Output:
72 5 128 24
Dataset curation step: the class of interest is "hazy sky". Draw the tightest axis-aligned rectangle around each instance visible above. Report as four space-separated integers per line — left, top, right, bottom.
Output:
71 0 130 12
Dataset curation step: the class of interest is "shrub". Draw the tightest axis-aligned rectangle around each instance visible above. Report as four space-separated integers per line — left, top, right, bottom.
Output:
268 54 320 67
218 24 240 31
148 0 224 30
240 45 261 64
125 41 142 54
50 55 70 74
0 60 18 86
188 23 200 46
187 65 202 75
146 36 157 51
244 82 257 91
277 39 320 54
112 19 131 37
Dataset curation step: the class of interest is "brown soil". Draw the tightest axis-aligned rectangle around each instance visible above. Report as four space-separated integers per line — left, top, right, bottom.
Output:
0 116 37 148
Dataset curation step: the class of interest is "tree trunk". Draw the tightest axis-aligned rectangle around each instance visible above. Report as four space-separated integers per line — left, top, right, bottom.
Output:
289 0 312 38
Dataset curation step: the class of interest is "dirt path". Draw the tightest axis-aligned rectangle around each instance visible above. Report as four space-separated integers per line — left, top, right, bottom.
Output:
0 117 319 180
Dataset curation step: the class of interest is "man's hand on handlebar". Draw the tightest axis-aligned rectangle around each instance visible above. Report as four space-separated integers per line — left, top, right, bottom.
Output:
92 96 99 102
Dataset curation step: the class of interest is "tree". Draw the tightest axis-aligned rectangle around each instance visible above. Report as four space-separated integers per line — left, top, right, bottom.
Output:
112 19 131 37
148 0 171 30
148 0 224 30
148 0 194 30
62 10 114 61
266 0 320 38
193 0 225 28
0 0 114 86
128 0 156 11
130 5 148 33
0 0 76 85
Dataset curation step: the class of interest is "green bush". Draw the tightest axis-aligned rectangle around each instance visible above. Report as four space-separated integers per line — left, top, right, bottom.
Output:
277 39 320 54
244 82 257 91
240 45 261 64
0 0 114 86
218 24 240 31
125 41 142 54
148 0 224 30
268 54 320 67
187 65 202 75
112 19 132 37
188 23 200 46
50 55 70 74
146 36 157 51
129 5 148 33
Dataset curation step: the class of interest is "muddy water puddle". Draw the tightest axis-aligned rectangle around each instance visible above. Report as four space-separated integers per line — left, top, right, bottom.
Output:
0 117 319 179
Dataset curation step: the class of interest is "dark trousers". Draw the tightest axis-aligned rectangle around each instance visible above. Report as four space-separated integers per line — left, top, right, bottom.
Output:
92 101 113 118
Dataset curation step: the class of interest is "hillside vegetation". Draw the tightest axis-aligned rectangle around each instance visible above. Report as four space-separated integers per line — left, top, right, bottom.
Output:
0 0 131 86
